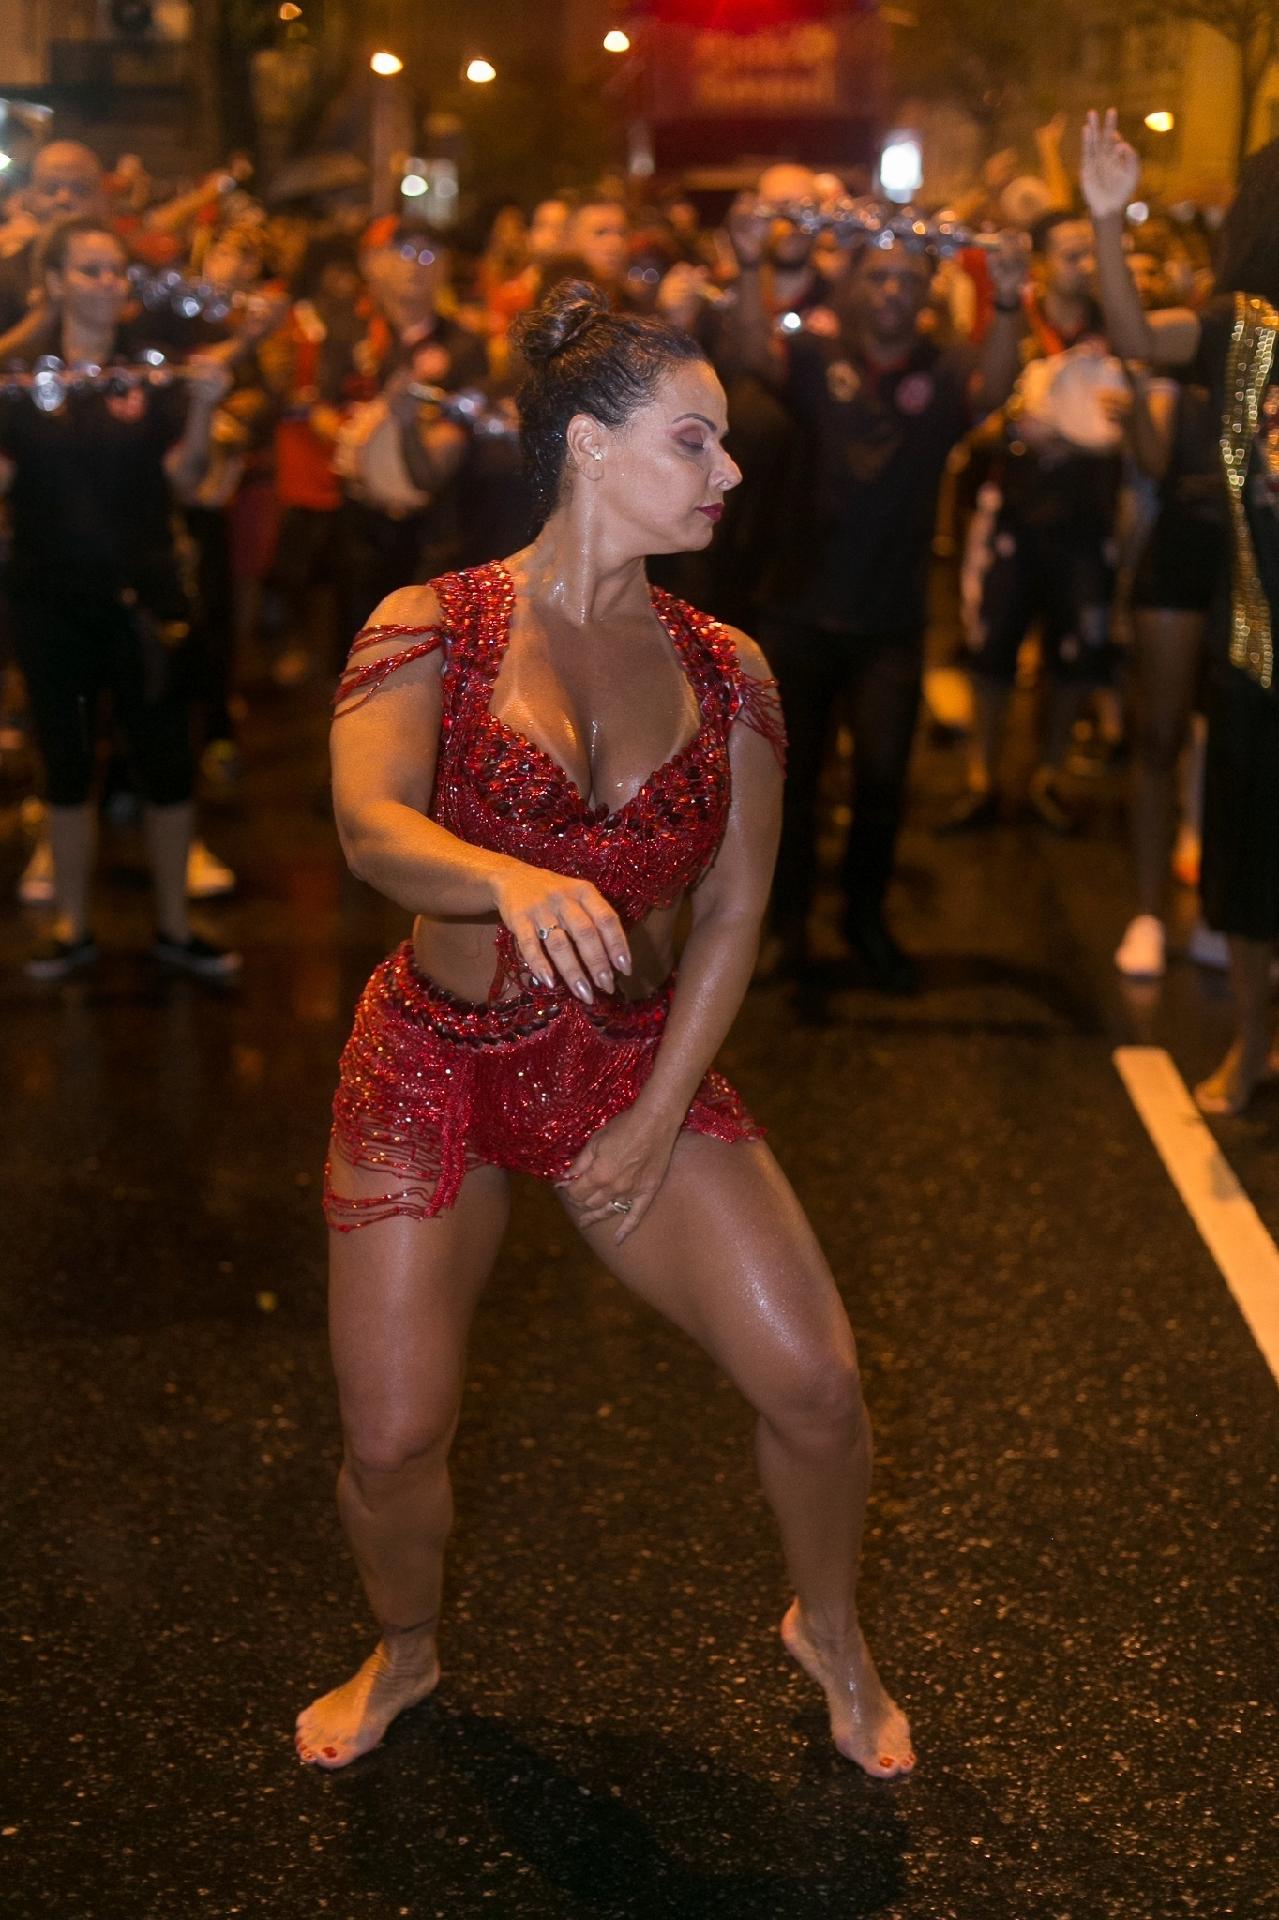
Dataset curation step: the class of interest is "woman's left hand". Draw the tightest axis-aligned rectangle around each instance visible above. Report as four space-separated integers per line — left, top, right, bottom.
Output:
557 1105 681 1242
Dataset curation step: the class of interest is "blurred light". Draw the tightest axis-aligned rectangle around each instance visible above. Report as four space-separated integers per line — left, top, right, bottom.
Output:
1144 110 1174 133
1127 201 1150 223
465 57 496 83
603 28 630 51
778 310 803 332
400 173 428 198
0 153 10 171
370 49 403 75
278 2 301 18
880 133 923 203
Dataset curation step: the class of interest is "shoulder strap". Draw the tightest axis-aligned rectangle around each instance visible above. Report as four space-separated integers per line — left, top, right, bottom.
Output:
333 621 447 715
653 588 787 769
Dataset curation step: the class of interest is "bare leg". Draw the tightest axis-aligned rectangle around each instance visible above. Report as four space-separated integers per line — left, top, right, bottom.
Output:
1129 611 1205 918
143 800 194 944
295 1150 510 1770
47 802 95 943
1195 936 1276 1116
567 1134 914 1780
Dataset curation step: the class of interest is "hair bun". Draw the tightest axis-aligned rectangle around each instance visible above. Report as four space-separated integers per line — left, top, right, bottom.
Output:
515 279 609 367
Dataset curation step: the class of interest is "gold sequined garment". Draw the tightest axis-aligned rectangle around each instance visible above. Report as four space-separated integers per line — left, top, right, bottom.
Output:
1220 291 1279 689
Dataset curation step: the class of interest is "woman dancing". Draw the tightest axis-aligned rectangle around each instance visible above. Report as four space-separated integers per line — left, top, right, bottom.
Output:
296 281 916 1781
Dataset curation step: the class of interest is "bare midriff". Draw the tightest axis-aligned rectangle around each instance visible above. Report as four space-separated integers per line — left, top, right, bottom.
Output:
410 900 683 1007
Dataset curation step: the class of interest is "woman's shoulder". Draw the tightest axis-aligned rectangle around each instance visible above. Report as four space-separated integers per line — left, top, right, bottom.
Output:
715 620 772 683
653 587 767 681
677 610 786 768
361 582 446 635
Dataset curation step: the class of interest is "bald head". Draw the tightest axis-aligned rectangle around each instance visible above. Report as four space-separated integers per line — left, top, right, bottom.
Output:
27 143 107 227
757 163 820 206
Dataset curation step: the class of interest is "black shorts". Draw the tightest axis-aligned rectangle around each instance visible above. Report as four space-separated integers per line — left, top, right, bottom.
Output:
1130 505 1228 615
961 487 1117 687
9 586 194 809
1202 660 1279 942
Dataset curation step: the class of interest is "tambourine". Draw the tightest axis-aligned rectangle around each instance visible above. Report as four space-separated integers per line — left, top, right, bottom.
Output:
753 198 1009 257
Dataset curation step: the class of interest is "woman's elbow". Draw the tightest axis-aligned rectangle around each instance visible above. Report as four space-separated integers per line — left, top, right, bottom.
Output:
334 808 375 881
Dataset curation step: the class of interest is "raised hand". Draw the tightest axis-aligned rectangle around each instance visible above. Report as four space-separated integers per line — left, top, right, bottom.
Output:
987 229 1031 308
726 192 770 270
185 355 234 407
1081 108 1140 220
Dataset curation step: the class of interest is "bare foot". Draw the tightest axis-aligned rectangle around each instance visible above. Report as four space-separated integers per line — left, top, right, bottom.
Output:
781 1600 916 1780
1194 1040 1275 1117
295 1634 440 1770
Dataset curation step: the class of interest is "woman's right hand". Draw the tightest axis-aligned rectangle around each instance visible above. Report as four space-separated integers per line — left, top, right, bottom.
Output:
1081 108 1140 220
491 862 632 1002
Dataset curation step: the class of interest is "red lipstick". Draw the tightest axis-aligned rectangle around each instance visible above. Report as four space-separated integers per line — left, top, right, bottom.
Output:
697 504 723 521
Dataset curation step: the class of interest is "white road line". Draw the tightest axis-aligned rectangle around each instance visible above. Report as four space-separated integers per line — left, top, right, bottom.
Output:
1114 1045 1279 1390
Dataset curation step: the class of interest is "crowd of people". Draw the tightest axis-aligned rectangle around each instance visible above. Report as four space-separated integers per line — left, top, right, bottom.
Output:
0 114 1275 1112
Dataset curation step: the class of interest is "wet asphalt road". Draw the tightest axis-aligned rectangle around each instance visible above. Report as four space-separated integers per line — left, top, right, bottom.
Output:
1 657 1276 1920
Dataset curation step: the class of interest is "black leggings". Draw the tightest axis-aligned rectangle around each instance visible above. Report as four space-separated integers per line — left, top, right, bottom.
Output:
761 620 924 927
10 589 194 808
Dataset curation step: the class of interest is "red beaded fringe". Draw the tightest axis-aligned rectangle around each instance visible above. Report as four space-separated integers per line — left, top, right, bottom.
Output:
733 673 788 770
333 623 447 715
324 943 761 1229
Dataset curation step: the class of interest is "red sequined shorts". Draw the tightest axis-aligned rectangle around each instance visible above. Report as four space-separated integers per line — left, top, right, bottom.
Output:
324 941 762 1230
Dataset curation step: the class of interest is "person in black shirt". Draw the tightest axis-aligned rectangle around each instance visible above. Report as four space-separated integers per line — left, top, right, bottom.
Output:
0 141 108 336
727 206 1027 997
335 219 489 640
0 216 237 980
943 213 1126 839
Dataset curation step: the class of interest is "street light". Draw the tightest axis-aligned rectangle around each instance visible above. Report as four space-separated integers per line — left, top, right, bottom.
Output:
1144 110 1174 133
465 57 496 83
603 29 630 52
278 2 302 19
370 49 403 76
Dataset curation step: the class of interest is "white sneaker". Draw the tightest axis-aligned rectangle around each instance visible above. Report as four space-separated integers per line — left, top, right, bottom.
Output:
1115 914 1166 979
1186 920 1230 971
18 835 55 905
187 839 237 900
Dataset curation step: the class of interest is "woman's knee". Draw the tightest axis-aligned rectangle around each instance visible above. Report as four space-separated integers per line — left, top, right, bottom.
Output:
342 1409 457 1487
761 1348 867 1444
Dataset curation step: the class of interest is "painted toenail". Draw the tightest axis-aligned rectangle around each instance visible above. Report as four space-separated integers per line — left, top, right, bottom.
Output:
323 1746 338 1757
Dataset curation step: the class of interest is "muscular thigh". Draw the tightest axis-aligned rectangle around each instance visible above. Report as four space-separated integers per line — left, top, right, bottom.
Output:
327 1144 511 1460
564 1133 857 1415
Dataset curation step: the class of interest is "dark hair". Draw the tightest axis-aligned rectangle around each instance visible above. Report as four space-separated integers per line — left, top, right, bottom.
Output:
1029 208 1086 257
362 217 447 256
1215 136 1279 308
292 228 362 302
512 278 708 523
38 215 126 278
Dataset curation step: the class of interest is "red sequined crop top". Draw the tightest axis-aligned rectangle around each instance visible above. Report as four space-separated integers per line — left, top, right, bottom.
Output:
335 559 786 978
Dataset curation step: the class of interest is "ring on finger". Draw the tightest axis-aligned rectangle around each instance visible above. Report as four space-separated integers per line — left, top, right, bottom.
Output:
610 1198 632 1215
536 924 558 941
